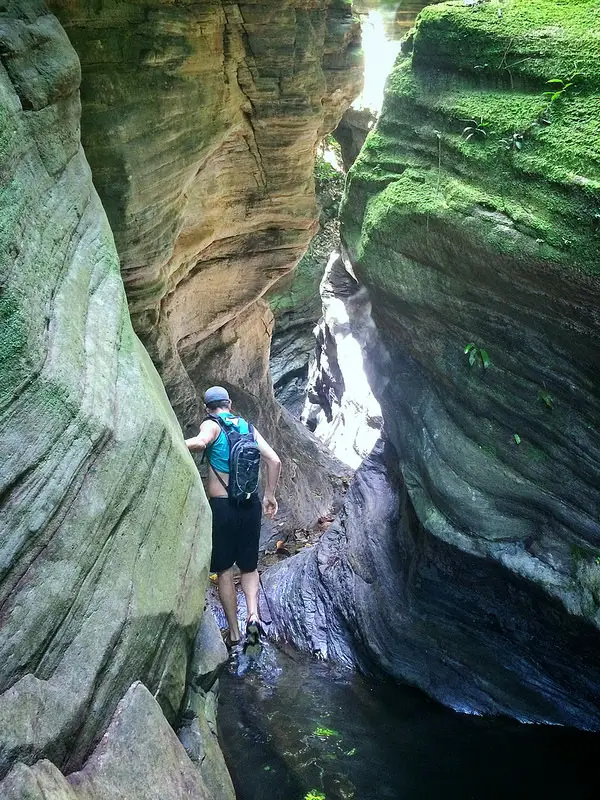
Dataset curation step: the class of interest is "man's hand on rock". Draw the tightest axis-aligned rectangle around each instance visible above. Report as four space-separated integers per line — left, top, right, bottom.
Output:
263 494 278 519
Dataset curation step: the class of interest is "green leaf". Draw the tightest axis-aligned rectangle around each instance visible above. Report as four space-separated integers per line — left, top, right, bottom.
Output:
479 349 490 368
539 391 553 409
513 433 521 445
313 726 340 738
468 350 478 367
464 342 475 354
515 139 522 150
546 78 564 85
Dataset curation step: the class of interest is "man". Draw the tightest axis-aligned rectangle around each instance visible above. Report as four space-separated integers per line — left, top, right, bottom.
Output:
185 386 281 650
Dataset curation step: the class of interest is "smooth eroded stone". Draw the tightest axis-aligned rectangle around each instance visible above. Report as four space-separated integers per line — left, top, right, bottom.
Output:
0 0 213 779
189 606 228 684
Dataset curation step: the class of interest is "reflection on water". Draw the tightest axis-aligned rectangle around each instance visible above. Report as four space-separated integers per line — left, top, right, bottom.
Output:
219 643 598 800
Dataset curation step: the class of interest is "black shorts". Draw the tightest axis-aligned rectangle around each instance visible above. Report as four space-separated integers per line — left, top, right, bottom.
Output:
209 496 262 573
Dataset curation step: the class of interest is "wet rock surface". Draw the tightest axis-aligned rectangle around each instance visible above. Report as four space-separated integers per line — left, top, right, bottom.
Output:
263 440 600 728
302 252 383 467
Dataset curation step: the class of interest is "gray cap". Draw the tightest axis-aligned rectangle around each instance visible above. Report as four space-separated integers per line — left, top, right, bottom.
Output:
204 385 230 405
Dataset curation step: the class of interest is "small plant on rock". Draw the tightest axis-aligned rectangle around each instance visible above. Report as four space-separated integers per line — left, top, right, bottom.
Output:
539 390 554 410
501 132 524 151
464 342 491 369
462 118 489 141
541 68 584 117
542 75 580 105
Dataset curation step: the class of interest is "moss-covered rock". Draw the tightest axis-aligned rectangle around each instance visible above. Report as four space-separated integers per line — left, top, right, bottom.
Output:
334 0 600 725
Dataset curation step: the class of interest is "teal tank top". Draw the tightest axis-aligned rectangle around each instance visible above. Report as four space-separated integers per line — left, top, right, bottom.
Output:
207 412 251 473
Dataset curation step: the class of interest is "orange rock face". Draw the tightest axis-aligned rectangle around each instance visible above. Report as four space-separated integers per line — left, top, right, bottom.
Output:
49 0 363 432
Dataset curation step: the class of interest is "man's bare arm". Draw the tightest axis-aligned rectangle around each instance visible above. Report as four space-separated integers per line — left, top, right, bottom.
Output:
254 428 281 519
185 420 220 452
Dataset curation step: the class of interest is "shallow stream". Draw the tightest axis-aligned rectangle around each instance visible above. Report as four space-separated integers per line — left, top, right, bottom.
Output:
218 640 598 800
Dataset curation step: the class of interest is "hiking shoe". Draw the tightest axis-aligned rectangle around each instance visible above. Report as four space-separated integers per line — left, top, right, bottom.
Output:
243 618 263 657
223 631 241 651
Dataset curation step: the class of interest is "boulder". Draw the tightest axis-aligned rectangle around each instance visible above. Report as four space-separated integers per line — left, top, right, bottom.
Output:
0 682 221 799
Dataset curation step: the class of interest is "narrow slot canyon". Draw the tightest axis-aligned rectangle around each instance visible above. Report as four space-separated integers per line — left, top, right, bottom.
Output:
0 1 599 799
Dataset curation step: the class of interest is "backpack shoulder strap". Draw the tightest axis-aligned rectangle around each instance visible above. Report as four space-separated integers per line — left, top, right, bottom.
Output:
202 413 225 427
202 414 231 493
209 461 229 493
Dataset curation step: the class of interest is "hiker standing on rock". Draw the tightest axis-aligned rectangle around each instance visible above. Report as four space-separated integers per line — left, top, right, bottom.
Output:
185 386 281 652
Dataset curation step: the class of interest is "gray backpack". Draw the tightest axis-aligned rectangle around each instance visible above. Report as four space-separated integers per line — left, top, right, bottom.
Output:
206 414 260 503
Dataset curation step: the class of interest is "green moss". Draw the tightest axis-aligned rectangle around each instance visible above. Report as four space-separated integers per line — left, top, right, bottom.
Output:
0 289 28 404
414 0 600 87
269 235 326 316
341 0 600 276
270 149 343 316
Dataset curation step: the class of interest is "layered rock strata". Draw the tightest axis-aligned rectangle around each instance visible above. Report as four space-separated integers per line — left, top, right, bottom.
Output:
266 0 600 727
0 3 228 794
48 0 363 528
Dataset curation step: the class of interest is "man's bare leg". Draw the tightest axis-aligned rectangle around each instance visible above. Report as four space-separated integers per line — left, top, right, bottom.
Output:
217 568 240 642
240 569 260 623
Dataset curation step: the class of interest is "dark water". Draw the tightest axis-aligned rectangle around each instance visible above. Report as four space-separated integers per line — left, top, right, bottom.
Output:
218 642 598 800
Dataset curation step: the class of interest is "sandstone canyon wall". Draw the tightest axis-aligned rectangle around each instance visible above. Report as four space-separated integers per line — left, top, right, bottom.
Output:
48 0 363 527
0 0 363 794
0 3 232 797
265 0 600 728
